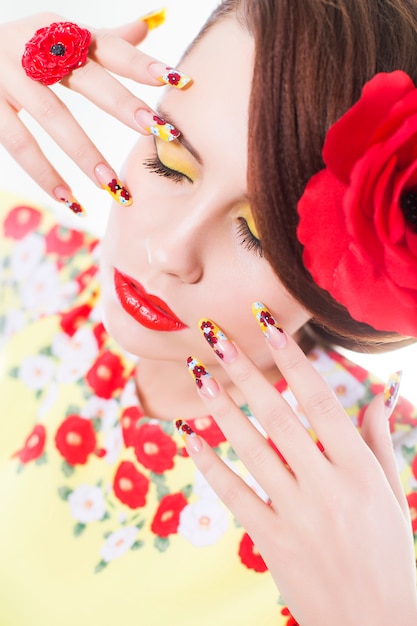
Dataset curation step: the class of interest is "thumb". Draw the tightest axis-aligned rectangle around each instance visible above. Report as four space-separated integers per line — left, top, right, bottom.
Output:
361 378 410 519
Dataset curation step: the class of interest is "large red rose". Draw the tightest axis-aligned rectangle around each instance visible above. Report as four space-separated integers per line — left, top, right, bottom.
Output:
22 22 92 86
297 71 417 336
134 424 177 473
238 532 268 573
3 205 41 239
86 351 126 399
150 493 188 537
55 415 96 465
113 461 149 509
13 424 46 464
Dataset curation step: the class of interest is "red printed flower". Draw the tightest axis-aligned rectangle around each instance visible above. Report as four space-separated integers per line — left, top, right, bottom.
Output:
134 424 177 473
120 405 144 447
45 224 84 256
238 532 268 573
281 607 300 626
13 424 46 464
113 460 149 509
3 205 41 239
60 303 92 336
188 415 226 448
406 492 417 533
297 71 417 336
22 22 92 86
150 492 188 537
55 415 96 465
86 351 126 399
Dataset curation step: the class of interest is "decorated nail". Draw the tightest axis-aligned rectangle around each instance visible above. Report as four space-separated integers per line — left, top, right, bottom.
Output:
199 319 238 363
135 109 180 142
251 302 286 349
175 419 202 453
53 185 86 217
140 8 167 30
95 163 132 206
186 356 219 399
149 62 192 89
384 371 402 416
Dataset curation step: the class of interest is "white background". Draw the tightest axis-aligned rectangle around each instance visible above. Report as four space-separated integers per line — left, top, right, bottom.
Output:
1 0 416 404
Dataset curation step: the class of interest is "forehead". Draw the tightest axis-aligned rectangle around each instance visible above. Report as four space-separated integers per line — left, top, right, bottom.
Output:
159 17 254 182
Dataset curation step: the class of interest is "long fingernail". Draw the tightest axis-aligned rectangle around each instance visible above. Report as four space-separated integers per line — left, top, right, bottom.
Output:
140 8 167 30
199 319 238 363
94 164 132 206
175 419 202 453
384 371 402 417
148 63 192 89
251 302 286 349
186 356 219 399
53 186 86 217
134 109 180 142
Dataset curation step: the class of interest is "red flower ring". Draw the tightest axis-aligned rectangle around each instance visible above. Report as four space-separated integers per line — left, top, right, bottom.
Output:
297 71 417 336
22 21 92 85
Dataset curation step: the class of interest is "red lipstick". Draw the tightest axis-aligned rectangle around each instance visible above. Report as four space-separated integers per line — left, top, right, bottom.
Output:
113 268 187 331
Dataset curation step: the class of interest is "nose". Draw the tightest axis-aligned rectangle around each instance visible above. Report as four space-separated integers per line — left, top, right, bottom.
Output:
144 222 204 283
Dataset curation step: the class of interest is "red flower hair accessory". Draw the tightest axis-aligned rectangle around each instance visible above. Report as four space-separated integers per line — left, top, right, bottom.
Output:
22 21 92 86
297 71 417 337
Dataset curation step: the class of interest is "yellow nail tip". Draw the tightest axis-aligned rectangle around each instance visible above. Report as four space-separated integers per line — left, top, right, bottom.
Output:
140 8 167 30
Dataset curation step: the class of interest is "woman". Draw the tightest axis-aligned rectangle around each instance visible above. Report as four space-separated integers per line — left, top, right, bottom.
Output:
0 2 416 625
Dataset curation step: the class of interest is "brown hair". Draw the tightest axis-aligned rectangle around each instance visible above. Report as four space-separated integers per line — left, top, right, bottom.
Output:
199 0 417 352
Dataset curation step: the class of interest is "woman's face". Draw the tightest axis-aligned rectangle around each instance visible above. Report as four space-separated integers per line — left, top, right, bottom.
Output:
100 17 311 371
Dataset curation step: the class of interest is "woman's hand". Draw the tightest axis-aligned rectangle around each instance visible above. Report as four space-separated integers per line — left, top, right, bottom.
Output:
180 304 417 626
0 12 189 213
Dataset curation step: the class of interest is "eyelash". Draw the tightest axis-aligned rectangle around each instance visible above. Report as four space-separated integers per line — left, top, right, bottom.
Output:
143 155 192 184
143 154 263 257
236 218 264 257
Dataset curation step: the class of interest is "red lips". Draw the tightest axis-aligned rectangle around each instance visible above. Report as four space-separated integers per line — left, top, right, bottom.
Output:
113 268 187 332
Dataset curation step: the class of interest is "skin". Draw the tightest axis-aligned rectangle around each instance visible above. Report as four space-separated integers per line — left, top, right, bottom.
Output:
99 17 311 420
1 12 416 626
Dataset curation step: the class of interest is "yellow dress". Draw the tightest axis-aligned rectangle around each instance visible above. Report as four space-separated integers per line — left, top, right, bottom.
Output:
0 191 416 626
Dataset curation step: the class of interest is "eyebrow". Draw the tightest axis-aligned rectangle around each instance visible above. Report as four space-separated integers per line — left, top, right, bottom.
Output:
157 106 203 165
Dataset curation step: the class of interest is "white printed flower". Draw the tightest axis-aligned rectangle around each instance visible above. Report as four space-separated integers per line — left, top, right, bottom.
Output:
10 232 44 279
178 500 229 547
21 260 72 315
326 370 365 408
19 354 55 391
100 526 138 562
2 309 26 341
55 327 99 383
308 347 335 373
68 484 106 524
119 378 140 409
80 397 119 431
37 383 59 418
104 426 123 465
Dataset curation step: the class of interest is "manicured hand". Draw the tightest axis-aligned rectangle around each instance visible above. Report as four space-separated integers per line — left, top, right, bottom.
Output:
0 11 190 214
179 303 417 626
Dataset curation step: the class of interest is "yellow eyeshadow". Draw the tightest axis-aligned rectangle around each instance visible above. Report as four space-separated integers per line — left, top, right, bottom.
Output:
238 205 260 239
156 139 198 181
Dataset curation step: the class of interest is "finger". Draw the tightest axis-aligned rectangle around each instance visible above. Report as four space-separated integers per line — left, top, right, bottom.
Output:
186 354 313 498
89 27 192 89
197 320 328 475
361 393 411 520
6 69 130 203
176 420 279 534
249 303 369 467
0 99 85 216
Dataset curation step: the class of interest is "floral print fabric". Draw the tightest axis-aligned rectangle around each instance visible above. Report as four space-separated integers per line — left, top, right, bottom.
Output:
0 192 416 626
